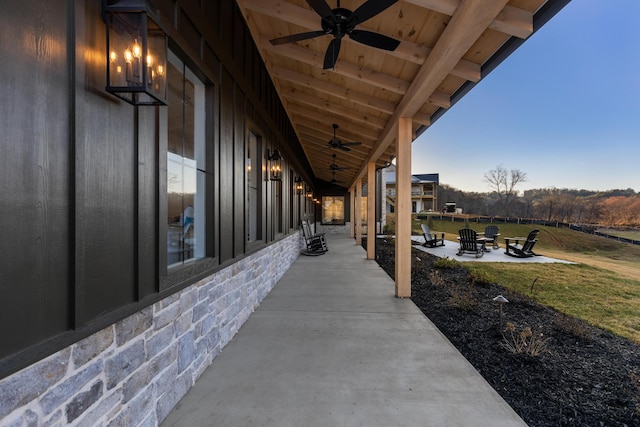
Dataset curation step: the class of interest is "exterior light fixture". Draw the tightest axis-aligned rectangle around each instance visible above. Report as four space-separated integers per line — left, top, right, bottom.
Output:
493 294 509 330
268 148 282 181
295 177 304 195
306 188 313 199
103 0 168 105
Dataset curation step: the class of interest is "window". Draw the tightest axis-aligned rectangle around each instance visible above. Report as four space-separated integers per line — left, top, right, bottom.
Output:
247 130 262 243
321 196 345 225
166 51 206 267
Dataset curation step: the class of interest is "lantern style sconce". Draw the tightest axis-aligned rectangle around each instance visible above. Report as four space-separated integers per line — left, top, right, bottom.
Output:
268 148 282 181
306 188 313 199
103 0 168 105
295 177 304 195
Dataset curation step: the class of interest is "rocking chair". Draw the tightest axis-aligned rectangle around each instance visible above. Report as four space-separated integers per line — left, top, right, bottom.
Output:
504 229 540 258
457 228 484 258
421 224 445 247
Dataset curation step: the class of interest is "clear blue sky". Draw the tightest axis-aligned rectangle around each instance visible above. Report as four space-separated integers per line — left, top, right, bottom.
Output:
412 0 640 193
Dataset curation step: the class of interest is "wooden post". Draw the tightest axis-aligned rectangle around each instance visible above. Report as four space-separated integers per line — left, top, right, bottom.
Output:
349 187 355 238
367 162 376 260
355 178 362 246
395 118 412 297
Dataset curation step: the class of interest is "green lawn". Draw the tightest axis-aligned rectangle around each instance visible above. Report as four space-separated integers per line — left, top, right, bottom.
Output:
410 217 640 343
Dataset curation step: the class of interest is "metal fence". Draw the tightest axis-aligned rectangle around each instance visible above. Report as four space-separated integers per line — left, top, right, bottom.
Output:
417 214 640 246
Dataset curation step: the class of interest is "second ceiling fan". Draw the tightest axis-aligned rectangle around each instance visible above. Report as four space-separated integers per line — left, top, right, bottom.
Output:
270 0 400 69
325 123 362 151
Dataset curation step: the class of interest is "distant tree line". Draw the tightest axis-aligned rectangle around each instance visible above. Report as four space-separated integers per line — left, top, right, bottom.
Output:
438 185 640 227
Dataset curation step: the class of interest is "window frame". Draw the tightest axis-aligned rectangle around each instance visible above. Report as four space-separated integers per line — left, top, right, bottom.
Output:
246 128 264 248
160 49 215 289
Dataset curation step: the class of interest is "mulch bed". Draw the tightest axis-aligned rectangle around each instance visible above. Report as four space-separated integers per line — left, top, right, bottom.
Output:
371 237 640 427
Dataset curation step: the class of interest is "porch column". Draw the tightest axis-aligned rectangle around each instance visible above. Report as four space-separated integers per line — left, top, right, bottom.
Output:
395 118 412 297
354 178 362 246
349 187 355 237
367 162 376 259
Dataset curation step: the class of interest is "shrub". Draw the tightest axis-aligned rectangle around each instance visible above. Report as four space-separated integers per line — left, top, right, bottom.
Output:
501 322 550 357
434 257 458 269
447 283 477 311
429 270 446 287
468 266 495 286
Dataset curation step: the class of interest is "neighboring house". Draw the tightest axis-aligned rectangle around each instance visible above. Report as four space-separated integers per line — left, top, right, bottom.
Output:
385 165 439 214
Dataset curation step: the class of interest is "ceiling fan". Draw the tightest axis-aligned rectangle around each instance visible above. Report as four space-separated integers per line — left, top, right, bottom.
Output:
330 171 345 185
269 0 400 70
329 154 351 171
326 123 362 151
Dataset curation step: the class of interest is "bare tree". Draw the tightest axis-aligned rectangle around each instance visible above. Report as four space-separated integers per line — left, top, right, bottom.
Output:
484 165 527 216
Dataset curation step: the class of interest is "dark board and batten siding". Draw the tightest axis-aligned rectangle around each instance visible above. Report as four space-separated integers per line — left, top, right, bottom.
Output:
0 0 72 360
0 0 312 379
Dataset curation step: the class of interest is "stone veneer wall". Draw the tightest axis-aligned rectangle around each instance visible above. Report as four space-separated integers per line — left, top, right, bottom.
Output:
315 222 350 236
0 232 301 427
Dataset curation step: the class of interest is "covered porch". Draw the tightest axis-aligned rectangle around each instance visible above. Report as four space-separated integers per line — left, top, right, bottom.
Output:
162 235 526 426
236 0 571 299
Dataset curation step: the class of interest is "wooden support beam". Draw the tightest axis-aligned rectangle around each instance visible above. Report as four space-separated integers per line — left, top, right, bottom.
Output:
350 187 355 238
353 0 511 186
272 67 398 115
395 118 412 298
355 178 362 246
244 0 482 79
403 0 533 39
283 92 388 130
367 162 376 260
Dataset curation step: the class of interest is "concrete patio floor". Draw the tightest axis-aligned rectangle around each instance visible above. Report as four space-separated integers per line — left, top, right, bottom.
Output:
410 236 575 263
161 235 526 427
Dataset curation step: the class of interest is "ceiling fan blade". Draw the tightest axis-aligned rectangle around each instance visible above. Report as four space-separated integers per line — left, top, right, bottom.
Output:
339 145 351 151
270 30 327 46
323 38 342 69
349 30 400 51
306 0 334 20
350 0 398 25
341 141 362 147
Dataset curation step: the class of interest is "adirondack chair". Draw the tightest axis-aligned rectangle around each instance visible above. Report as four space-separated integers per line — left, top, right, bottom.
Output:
457 228 484 258
504 229 540 258
483 225 500 249
300 219 328 255
421 224 445 247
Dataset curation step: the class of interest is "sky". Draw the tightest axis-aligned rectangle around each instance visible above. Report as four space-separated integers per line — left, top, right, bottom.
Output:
411 0 640 194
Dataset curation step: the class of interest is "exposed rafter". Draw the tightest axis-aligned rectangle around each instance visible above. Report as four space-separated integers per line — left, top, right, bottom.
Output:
235 0 553 191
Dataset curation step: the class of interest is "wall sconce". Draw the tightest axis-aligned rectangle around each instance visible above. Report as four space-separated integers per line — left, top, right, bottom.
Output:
295 177 304 195
103 0 168 105
306 188 313 199
268 148 282 181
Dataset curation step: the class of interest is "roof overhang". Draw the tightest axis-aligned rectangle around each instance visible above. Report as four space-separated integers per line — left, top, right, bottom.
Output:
236 0 571 189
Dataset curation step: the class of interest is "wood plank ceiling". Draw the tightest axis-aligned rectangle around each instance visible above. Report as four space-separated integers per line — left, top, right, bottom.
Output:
236 0 556 188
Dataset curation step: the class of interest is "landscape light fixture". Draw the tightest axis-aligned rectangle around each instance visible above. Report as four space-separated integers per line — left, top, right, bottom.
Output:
103 0 168 105
268 148 282 181
493 294 509 330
